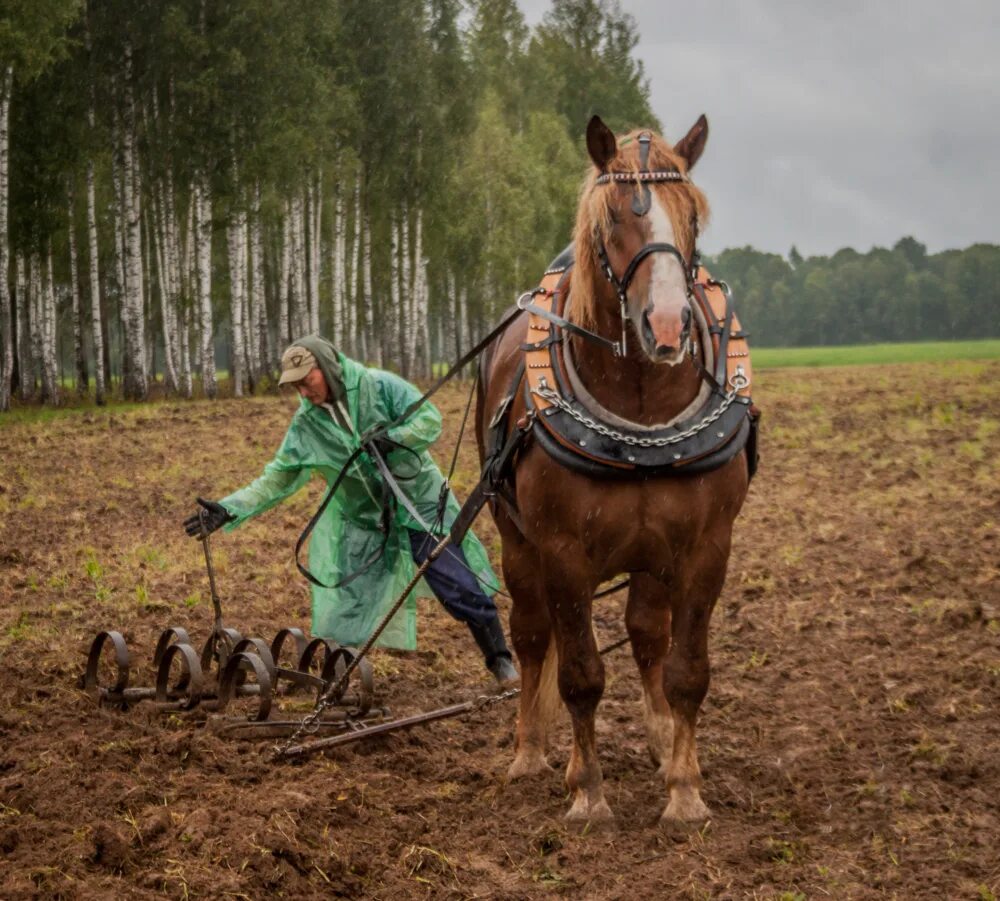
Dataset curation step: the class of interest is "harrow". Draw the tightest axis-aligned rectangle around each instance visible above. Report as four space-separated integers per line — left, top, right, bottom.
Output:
83 513 387 740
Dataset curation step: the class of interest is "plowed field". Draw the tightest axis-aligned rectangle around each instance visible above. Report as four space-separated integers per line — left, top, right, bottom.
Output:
1 360 998 899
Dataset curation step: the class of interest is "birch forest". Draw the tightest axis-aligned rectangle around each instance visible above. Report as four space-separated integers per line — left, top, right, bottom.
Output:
0 0 655 409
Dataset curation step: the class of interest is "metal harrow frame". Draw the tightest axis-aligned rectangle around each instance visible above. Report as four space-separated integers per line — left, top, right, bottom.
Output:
84 624 386 736
83 514 387 738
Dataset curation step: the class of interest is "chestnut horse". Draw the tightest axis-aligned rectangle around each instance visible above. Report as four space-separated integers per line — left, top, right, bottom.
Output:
476 115 751 828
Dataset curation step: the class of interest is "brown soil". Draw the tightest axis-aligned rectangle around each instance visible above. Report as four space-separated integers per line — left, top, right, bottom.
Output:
0 361 998 899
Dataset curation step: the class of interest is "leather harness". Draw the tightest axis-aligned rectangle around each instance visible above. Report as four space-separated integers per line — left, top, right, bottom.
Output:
462 247 760 541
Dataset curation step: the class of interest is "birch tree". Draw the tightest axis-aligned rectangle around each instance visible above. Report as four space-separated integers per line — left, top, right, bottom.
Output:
193 176 216 398
0 68 12 410
119 41 147 400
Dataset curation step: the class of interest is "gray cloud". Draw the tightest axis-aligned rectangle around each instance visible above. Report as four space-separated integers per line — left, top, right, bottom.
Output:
521 0 999 255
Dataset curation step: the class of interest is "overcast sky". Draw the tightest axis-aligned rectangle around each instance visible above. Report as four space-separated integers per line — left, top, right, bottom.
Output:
521 1 998 257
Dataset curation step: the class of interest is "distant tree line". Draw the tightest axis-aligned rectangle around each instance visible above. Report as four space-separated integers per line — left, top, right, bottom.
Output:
0 0 655 409
2 2 995 412
710 238 1000 347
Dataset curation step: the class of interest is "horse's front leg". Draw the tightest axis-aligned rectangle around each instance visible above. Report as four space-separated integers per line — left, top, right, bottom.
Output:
660 544 730 830
625 572 673 770
502 535 556 779
544 557 612 825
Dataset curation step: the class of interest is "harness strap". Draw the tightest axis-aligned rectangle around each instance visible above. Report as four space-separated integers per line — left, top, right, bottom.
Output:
450 410 535 546
517 294 620 355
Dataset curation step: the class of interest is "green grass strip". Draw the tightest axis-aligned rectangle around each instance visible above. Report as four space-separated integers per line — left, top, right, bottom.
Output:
753 340 1000 368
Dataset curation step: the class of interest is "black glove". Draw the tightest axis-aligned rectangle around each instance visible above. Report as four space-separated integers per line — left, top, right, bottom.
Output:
183 497 235 538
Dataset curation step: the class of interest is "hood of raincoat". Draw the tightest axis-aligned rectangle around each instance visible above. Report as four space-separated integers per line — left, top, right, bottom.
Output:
287 334 348 408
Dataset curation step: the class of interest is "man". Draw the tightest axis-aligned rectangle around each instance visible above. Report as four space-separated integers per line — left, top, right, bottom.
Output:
183 334 518 686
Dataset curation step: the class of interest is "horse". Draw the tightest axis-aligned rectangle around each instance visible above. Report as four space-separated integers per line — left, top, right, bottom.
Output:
475 114 754 829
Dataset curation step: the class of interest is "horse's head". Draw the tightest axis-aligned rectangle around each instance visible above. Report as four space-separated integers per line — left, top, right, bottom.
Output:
574 115 710 366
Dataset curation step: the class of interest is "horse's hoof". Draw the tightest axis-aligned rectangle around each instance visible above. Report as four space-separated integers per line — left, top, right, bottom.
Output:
659 798 710 836
507 751 552 780
565 795 614 828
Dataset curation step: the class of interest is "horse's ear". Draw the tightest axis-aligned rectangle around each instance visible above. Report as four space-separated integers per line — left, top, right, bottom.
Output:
586 115 617 172
674 114 709 170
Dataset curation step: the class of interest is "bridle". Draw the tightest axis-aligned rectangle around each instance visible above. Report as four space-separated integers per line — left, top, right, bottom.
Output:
592 132 701 357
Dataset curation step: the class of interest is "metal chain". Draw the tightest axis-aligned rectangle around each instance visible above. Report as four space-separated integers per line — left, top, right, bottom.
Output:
473 687 522 710
531 370 749 449
270 536 452 760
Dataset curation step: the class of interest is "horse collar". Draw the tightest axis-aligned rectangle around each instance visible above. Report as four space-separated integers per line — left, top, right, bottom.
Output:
516 251 759 480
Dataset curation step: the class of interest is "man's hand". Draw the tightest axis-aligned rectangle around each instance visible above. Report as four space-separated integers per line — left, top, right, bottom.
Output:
183 497 235 538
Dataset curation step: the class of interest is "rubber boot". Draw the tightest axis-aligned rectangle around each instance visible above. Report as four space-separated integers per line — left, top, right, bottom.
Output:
467 616 519 688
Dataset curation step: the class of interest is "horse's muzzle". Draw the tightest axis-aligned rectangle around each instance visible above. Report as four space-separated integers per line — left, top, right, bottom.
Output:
642 303 691 363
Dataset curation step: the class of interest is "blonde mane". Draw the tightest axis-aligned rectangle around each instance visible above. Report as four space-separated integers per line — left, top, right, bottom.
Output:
571 129 710 329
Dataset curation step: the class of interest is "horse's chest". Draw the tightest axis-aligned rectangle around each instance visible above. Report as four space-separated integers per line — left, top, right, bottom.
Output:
518 450 730 559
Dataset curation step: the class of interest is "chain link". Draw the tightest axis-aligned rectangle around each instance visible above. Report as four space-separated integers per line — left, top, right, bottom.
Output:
474 687 522 710
531 371 749 449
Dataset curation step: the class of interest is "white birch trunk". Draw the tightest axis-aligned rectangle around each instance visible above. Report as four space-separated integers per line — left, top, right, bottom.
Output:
279 202 291 347
85 151 106 405
15 254 31 400
250 184 267 376
0 67 12 411
308 175 321 335
67 189 87 395
388 212 399 370
350 178 362 359
330 182 345 349
28 255 42 399
226 205 246 397
244 192 259 380
458 282 469 376
193 176 216 398
400 205 412 375
143 204 156 384
179 300 192 399
362 208 374 365
121 43 147 400
291 191 307 337
444 270 457 364
412 207 430 377
153 186 180 393
171 182 191 398
42 248 60 405
111 136 126 387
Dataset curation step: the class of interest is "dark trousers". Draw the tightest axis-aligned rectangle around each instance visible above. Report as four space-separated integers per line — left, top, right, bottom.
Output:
407 530 498 627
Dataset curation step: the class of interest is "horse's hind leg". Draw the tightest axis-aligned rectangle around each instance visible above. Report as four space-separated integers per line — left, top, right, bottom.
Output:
660 546 730 830
625 573 673 770
502 542 556 779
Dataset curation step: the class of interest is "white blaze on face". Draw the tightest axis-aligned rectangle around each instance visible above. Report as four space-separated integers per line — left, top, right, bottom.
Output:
647 193 688 302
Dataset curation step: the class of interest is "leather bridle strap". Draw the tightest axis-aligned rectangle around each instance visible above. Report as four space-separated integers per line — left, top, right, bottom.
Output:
618 242 690 294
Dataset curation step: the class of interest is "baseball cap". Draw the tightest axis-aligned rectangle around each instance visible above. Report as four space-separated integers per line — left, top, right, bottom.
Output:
278 345 318 385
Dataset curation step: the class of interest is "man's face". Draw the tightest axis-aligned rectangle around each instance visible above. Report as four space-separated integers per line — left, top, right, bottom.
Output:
295 367 330 406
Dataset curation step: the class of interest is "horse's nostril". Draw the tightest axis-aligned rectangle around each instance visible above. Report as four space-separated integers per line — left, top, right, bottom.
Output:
642 310 655 344
681 306 691 327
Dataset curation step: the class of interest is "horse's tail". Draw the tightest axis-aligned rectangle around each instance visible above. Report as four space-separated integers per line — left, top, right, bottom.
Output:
532 633 562 733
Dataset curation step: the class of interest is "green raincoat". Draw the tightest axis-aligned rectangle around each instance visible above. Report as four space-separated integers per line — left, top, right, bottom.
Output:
219 345 499 650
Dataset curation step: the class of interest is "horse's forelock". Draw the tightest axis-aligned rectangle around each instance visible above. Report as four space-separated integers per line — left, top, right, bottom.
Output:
572 130 710 330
